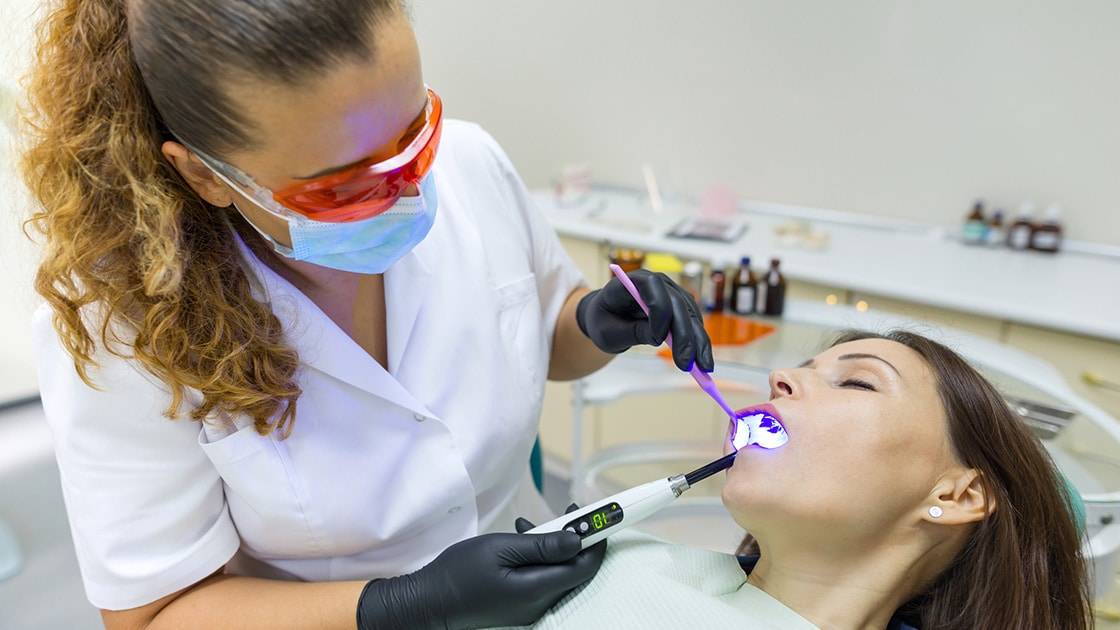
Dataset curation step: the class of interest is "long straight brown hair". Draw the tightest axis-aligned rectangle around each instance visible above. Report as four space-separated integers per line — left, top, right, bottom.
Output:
737 330 1092 629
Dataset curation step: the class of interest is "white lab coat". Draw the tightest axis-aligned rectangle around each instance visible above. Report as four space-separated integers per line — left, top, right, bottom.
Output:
33 120 585 610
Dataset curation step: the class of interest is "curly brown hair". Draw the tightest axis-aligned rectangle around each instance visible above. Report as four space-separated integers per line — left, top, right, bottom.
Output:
736 330 1092 629
19 0 399 435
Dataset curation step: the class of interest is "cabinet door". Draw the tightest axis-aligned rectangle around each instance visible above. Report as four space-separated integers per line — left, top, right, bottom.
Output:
847 291 1004 340
1003 324 1120 422
788 280 848 306
558 235 607 286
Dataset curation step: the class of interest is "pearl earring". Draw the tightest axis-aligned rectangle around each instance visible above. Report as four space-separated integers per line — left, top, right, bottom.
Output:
928 506 943 518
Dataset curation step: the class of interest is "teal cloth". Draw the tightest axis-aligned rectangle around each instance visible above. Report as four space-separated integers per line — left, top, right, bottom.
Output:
1063 473 1086 536
530 437 543 493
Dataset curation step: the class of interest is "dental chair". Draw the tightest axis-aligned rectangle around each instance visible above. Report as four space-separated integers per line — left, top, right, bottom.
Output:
566 299 1120 599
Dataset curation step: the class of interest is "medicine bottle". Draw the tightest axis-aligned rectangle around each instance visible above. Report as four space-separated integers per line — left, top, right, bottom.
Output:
1006 202 1035 251
961 200 987 245
706 261 727 313
608 246 645 273
758 258 786 316
985 210 1005 247
1029 205 1063 253
680 261 703 307
729 257 758 315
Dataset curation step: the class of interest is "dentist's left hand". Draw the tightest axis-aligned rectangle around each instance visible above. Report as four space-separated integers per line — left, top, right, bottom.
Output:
576 269 714 372
355 523 605 629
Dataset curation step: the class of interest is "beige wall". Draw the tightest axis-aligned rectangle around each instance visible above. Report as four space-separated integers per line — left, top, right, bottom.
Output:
411 1 1120 245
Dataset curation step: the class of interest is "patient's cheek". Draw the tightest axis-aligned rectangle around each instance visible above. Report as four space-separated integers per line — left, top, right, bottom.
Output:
721 463 747 501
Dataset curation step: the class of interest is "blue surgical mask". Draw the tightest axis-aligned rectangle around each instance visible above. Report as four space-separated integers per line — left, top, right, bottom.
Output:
235 174 439 274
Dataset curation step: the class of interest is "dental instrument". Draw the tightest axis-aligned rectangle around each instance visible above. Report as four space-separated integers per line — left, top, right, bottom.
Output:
608 263 738 420
528 410 786 549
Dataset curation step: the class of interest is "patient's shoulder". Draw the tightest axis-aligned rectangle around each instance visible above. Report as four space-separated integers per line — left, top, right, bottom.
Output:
602 530 745 595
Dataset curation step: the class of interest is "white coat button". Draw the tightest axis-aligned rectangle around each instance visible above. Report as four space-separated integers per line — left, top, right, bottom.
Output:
413 413 426 422
448 506 460 514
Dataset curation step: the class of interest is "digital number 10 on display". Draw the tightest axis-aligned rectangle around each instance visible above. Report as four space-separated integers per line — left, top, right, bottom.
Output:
590 503 623 531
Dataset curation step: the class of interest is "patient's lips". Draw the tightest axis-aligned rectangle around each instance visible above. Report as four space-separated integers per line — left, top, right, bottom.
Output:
730 404 789 451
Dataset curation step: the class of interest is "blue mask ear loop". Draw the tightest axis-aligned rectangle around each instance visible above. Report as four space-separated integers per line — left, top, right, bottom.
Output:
226 191 297 257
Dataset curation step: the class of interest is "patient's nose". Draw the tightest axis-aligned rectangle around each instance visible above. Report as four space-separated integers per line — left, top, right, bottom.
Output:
769 368 796 399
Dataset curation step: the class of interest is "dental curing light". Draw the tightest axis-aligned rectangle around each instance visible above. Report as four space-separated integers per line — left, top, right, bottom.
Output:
528 411 787 549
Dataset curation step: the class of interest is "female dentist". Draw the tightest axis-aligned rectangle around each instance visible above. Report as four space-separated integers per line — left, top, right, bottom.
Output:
20 0 712 628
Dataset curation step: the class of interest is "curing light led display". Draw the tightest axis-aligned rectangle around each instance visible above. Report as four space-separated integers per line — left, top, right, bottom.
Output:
730 410 789 451
562 502 625 539
591 503 623 530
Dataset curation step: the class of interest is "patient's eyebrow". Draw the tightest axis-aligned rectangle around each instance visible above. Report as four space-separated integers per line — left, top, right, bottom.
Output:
798 354 901 376
837 353 900 375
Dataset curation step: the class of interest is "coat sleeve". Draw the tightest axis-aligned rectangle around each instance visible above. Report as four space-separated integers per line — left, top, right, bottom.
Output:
32 304 240 610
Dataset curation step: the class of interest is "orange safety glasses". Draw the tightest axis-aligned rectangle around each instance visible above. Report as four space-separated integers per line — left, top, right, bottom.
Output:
194 88 443 224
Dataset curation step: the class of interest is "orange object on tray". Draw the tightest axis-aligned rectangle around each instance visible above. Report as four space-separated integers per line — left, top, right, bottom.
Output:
658 313 775 362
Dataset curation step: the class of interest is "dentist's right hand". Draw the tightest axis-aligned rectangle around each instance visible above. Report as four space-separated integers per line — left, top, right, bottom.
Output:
576 269 713 373
356 527 605 629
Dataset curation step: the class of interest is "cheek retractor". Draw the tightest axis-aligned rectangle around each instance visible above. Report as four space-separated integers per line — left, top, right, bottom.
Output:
731 410 789 451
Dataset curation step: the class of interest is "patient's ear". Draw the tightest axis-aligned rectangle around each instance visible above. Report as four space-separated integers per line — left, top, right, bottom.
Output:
924 468 994 525
162 141 234 208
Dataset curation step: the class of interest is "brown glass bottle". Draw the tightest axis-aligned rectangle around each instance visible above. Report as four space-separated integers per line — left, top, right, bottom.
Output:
759 258 786 316
962 200 986 245
729 257 757 315
1029 205 1063 253
707 262 727 313
1006 202 1035 251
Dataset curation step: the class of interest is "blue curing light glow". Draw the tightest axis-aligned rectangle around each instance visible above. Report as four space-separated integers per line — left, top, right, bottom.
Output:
730 410 789 451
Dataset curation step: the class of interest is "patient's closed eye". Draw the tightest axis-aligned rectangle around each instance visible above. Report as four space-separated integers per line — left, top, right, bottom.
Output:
840 378 876 391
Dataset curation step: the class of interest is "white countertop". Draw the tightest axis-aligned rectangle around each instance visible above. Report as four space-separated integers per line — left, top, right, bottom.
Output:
534 186 1120 342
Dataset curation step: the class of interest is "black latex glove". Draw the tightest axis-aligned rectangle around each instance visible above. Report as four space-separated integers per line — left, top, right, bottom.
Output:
356 509 606 630
576 269 714 372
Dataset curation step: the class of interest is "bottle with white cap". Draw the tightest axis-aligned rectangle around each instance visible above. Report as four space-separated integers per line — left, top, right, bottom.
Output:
680 260 703 307
729 256 758 315
1029 205 1063 253
985 210 1005 247
1006 201 1036 251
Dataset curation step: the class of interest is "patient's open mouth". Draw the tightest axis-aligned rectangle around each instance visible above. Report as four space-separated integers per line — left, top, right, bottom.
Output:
730 404 789 451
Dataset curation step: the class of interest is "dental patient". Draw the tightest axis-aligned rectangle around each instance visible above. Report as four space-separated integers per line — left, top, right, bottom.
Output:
505 330 1091 629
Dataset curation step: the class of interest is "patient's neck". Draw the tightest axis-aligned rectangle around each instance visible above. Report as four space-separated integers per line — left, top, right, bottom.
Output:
746 530 957 630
